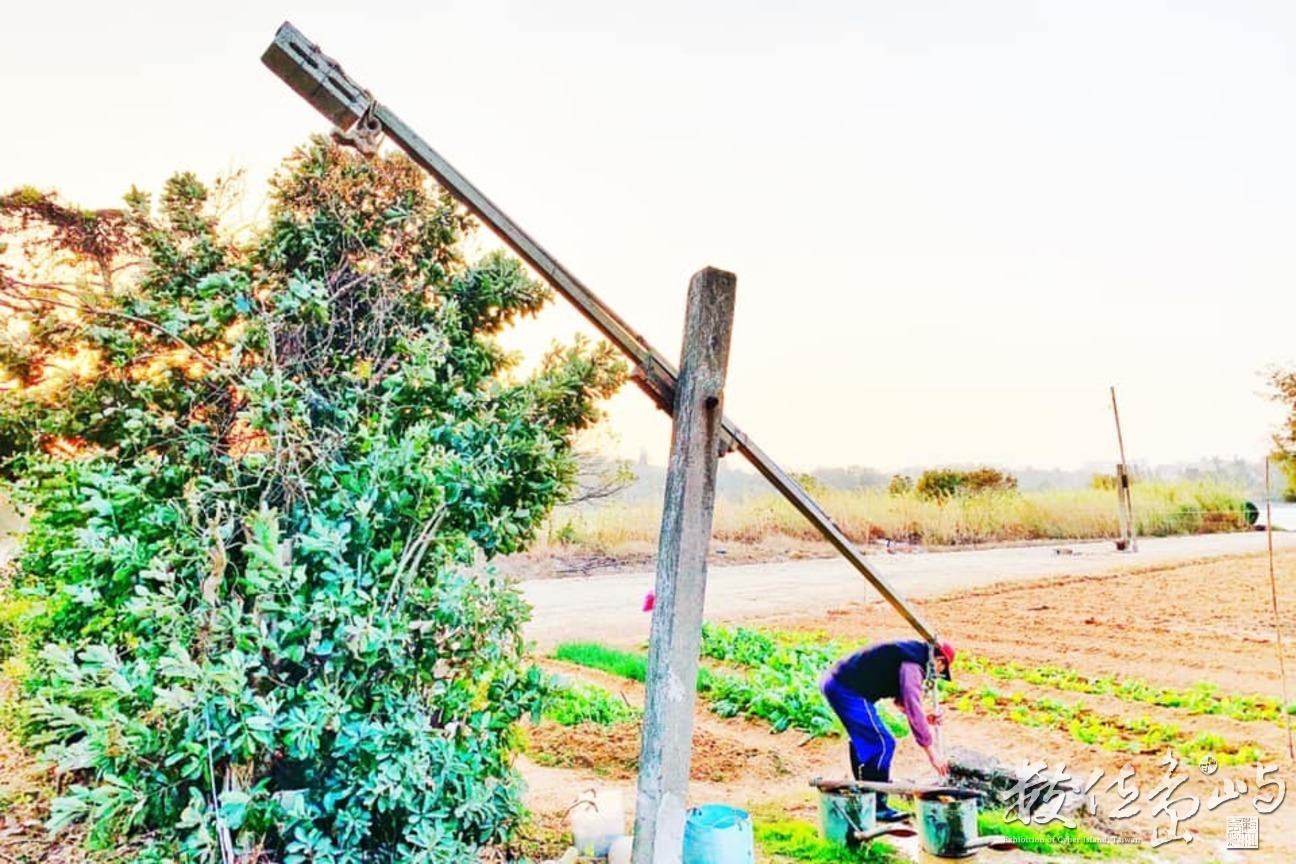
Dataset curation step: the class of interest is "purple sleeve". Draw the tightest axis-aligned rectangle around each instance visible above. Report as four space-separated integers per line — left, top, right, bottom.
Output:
897 662 933 747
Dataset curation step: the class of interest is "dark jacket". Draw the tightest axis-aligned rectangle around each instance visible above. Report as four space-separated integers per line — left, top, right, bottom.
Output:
830 640 931 701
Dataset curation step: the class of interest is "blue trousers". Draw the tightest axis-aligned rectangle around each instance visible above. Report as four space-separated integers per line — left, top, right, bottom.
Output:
821 674 895 781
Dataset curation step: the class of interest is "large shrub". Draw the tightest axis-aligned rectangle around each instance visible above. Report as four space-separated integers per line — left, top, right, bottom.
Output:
0 140 624 862
913 466 1017 501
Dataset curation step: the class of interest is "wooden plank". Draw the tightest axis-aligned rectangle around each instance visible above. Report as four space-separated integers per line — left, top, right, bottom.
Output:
260 21 937 644
632 268 735 864
810 777 977 798
732 434 933 637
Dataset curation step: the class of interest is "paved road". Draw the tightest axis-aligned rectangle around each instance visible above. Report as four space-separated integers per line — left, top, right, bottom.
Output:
7 520 1289 652
521 532 1296 649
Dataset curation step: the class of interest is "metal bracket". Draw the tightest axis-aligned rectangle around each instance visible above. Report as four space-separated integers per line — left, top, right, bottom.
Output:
331 98 384 155
632 359 739 457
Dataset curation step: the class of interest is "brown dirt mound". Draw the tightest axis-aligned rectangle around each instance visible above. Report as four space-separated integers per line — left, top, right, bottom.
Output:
526 720 792 784
0 727 85 864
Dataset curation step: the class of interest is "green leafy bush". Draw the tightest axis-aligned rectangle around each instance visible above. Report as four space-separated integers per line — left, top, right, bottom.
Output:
0 140 625 862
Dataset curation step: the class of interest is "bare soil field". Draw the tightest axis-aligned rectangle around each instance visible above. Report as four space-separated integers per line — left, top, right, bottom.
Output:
519 542 1296 863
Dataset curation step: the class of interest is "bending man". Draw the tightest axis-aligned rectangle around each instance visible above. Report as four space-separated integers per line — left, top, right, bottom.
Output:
820 639 954 822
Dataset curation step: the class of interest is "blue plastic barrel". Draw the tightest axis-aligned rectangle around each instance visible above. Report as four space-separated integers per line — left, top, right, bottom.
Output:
682 804 755 863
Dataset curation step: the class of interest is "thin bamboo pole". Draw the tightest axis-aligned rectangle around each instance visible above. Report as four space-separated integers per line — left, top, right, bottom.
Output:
1265 459 1294 761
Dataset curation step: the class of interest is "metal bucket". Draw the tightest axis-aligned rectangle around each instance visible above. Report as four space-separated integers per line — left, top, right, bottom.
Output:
817 789 876 846
916 789 980 857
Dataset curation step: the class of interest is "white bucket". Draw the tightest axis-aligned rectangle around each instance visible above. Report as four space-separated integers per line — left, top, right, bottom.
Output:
607 834 634 864
567 788 625 857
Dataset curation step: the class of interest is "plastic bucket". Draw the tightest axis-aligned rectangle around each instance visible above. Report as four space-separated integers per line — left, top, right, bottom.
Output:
916 789 980 858
817 789 876 846
682 804 755 863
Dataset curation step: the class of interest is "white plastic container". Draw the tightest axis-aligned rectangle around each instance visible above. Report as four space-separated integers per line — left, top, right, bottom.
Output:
607 834 633 864
567 788 625 857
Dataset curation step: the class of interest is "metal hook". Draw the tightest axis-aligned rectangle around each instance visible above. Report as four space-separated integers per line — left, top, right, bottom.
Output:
331 89 384 156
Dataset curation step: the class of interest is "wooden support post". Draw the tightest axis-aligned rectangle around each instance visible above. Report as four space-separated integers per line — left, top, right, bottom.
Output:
1110 386 1137 552
632 268 736 864
1114 463 1130 548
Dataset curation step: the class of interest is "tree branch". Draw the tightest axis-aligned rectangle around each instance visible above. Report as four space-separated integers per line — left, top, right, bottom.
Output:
0 277 219 370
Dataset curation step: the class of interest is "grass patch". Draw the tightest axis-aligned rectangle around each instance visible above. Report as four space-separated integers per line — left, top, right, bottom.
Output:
754 818 899 862
977 809 1122 858
553 643 649 682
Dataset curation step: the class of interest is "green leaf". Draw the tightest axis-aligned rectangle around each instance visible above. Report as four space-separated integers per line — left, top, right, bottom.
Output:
218 789 251 831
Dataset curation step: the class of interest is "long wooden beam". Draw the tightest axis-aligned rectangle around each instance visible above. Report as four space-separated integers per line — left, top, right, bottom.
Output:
261 21 937 643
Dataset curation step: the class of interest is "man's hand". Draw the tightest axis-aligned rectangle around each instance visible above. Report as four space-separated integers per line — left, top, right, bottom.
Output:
926 711 944 727
924 744 949 777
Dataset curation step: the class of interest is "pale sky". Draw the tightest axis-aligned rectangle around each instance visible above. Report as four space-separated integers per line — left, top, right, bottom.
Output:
4 2 1295 473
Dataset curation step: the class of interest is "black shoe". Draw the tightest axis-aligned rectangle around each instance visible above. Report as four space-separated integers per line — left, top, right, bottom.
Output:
876 807 910 823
